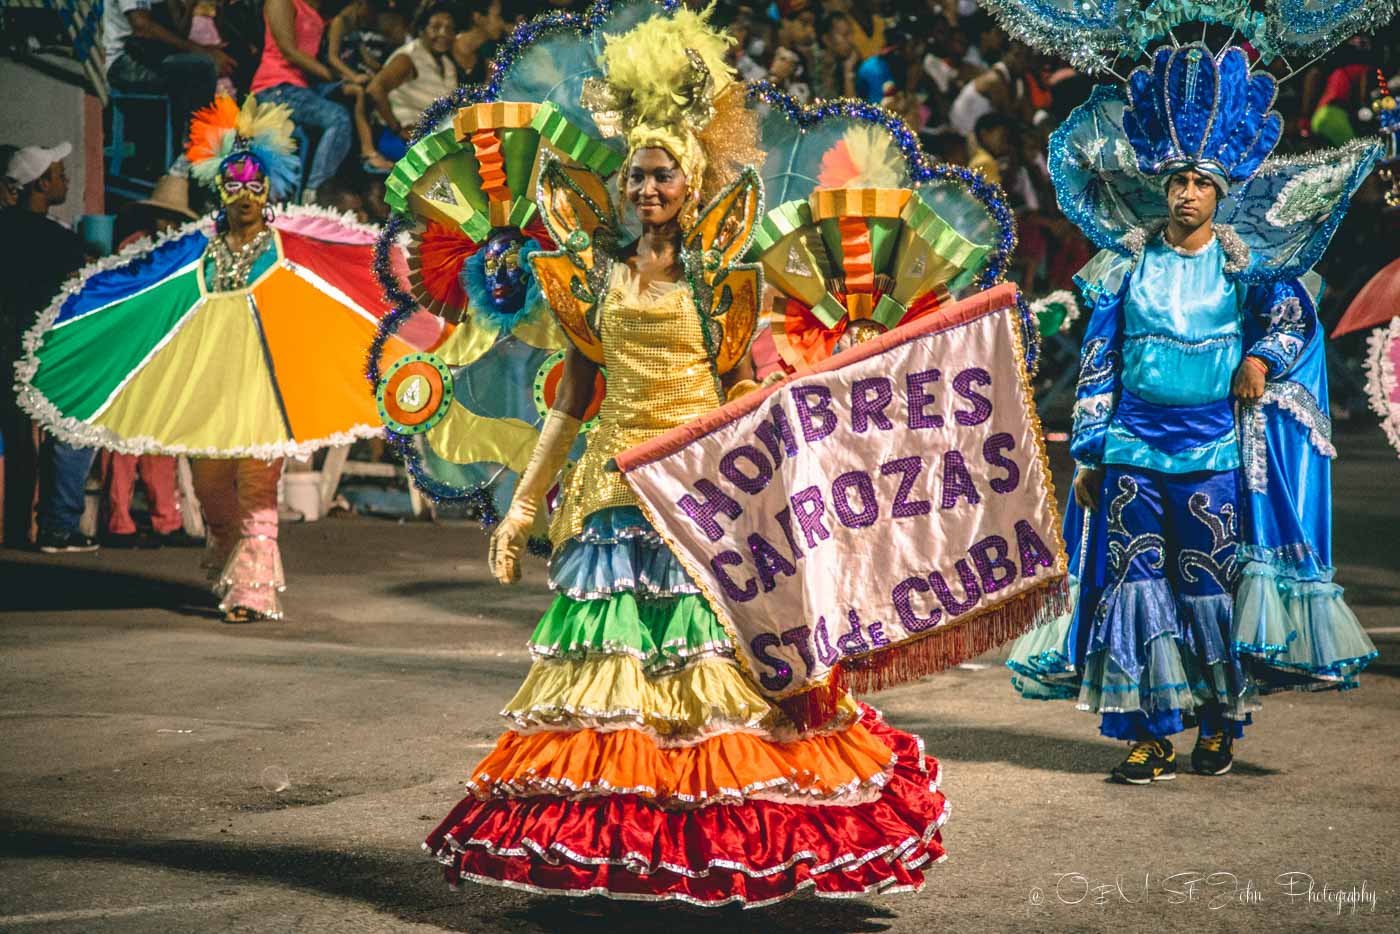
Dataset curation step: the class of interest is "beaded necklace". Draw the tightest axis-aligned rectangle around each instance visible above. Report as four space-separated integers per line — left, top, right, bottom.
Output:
208 228 274 291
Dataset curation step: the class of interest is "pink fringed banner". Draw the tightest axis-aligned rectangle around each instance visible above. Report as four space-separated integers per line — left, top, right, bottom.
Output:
618 285 1068 723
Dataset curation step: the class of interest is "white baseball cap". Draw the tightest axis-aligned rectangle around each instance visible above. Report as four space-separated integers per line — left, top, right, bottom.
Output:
7 142 73 187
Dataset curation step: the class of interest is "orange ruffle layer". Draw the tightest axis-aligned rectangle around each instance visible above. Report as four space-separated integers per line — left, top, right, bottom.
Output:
469 721 897 807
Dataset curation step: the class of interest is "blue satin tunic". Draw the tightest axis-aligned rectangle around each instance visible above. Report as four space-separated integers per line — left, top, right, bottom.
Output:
1102 236 1243 473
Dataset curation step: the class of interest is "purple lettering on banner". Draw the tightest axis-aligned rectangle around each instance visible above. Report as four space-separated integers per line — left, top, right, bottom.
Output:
750 633 792 691
679 479 743 542
720 444 773 495
755 405 800 466
711 550 758 602
929 558 983 615
813 615 840 665
868 621 890 648
793 385 837 443
906 368 944 429
851 377 895 433
983 432 1021 493
970 534 1017 594
836 609 870 656
832 470 879 528
880 456 931 518
952 367 993 426
749 531 797 592
780 626 816 678
1015 519 1056 578
940 450 982 508
774 505 804 560
893 576 942 632
790 485 831 549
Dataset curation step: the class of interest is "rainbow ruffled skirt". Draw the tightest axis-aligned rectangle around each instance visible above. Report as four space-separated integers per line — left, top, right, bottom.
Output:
425 508 947 907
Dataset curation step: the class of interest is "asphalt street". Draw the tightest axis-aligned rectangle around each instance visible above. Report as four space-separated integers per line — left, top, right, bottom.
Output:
2 431 1397 934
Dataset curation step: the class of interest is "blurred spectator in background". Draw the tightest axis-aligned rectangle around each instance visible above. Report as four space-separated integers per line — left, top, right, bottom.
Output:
767 45 811 104
104 0 230 146
187 0 238 97
367 3 459 162
251 0 352 203
855 16 927 109
812 10 858 100
316 172 371 222
453 0 509 86
1305 40 1374 146
832 1 886 63
0 145 96 553
0 145 18 212
950 40 1030 141
968 111 1012 185
326 0 396 173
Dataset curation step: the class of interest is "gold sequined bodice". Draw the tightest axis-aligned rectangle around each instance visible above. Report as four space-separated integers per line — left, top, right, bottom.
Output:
549 265 722 547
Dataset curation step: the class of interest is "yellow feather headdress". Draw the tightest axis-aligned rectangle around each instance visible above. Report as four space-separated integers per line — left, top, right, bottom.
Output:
581 6 760 202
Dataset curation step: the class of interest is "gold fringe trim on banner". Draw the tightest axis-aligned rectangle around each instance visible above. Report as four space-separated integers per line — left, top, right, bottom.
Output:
840 575 1069 699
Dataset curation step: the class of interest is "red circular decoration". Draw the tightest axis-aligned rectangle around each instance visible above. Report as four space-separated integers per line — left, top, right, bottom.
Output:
540 358 606 424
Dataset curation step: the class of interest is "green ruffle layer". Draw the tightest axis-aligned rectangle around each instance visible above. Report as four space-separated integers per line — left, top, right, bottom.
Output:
528 592 734 673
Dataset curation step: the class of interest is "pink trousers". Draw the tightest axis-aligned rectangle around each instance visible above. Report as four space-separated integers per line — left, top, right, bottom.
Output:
190 457 285 619
104 453 182 535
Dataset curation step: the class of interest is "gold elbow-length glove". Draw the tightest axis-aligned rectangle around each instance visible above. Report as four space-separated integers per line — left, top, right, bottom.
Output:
487 410 582 584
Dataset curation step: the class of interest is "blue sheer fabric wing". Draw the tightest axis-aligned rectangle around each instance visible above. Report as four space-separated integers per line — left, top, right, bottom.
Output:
1219 139 1382 283
490 0 657 144
1050 84 1168 256
979 0 1130 72
1264 0 1400 57
752 105 914 206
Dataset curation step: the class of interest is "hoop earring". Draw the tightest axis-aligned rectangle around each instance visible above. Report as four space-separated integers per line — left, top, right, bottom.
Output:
262 204 275 224
215 207 228 233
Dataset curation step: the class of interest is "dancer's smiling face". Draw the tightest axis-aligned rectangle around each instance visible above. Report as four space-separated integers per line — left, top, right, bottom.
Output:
625 147 688 227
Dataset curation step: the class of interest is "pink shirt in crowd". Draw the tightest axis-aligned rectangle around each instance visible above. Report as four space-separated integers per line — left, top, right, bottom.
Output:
250 0 326 93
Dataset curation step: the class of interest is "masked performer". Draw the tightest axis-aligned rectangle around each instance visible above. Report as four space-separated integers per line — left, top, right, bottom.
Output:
15 95 444 622
370 0 1035 907
980 1 1389 784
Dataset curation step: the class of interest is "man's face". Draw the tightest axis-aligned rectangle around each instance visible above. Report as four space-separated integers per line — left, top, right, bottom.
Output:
979 125 1010 158
43 160 69 206
824 16 853 58
1166 169 1219 229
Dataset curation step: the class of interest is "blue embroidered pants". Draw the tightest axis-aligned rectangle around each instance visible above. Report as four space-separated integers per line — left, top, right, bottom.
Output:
1079 466 1258 740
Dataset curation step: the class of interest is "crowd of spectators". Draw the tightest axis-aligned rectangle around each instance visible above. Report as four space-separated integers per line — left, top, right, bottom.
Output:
71 0 1398 299
2 1 1398 551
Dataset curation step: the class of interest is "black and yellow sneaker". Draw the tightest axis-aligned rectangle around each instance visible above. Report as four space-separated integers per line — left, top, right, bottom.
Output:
1110 738 1177 784
1191 731 1234 776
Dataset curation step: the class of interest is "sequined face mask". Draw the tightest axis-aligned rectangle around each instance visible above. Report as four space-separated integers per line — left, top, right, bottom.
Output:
219 157 270 206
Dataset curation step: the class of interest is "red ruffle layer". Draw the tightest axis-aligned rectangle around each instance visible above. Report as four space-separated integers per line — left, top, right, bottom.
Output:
424 706 946 907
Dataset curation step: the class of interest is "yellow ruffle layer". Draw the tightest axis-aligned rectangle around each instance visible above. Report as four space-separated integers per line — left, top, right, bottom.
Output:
501 654 861 746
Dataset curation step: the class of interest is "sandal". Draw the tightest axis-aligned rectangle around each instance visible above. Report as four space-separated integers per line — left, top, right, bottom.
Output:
222 606 260 624
361 153 394 175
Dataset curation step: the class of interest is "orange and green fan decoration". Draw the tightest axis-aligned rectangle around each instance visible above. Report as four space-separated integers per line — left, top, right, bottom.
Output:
385 101 622 321
750 184 992 371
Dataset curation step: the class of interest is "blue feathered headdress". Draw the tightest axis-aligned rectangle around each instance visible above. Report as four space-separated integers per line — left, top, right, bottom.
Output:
186 95 302 201
1123 44 1282 190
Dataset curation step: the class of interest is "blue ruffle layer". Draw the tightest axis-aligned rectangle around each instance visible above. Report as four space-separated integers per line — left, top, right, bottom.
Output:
1076 578 1260 739
547 506 700 601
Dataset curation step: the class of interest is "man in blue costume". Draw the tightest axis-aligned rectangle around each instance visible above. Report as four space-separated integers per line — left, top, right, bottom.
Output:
1004 40 1380 786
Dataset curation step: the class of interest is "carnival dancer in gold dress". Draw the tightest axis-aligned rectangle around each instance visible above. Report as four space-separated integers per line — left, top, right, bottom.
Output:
419 6 950 906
